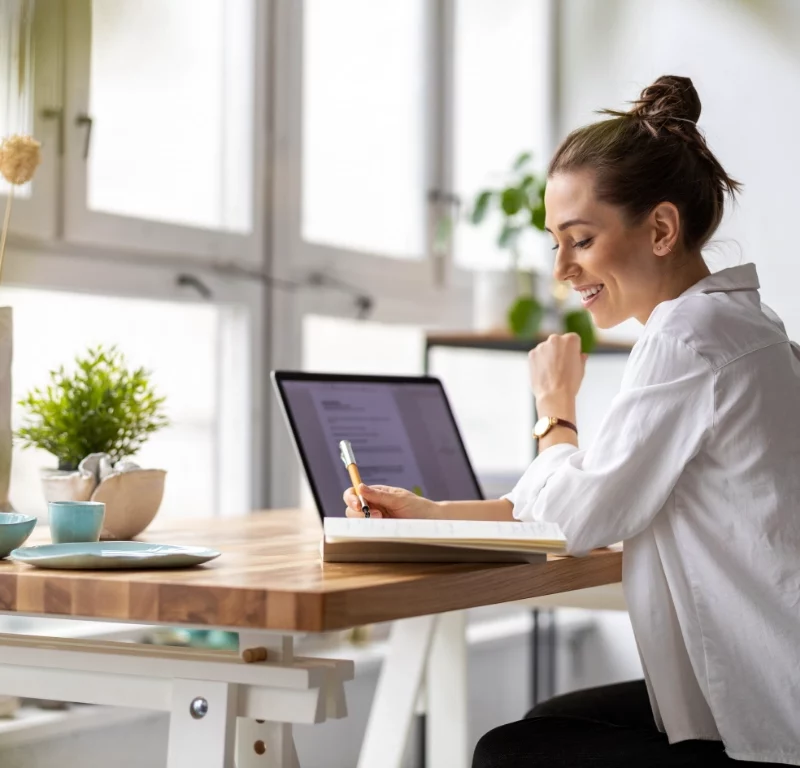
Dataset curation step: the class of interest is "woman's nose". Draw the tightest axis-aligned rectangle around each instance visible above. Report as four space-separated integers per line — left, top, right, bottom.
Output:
553 249 577 283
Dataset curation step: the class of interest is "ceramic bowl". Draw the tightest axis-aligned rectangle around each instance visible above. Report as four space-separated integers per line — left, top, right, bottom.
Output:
0 513 37 558
90 469 167 540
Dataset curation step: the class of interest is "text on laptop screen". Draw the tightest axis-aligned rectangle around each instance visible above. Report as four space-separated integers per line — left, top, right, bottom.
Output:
279 379 482 518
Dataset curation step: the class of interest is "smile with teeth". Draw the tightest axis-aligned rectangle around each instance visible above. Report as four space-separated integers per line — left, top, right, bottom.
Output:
579 285 605 305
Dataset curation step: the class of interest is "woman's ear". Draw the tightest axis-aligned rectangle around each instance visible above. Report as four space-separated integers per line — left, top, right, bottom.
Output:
650 202 681 256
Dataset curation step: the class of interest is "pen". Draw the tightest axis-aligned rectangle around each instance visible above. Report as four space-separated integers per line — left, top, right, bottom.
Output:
339 440 370 518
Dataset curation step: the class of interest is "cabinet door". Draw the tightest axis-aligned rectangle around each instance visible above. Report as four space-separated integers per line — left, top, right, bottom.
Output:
62 0 261 262
0 0 62 241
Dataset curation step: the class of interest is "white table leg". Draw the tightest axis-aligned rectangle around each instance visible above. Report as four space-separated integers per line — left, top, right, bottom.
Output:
236 632 301 767
426 611 468 768
167 679 238 768
357 615 437 768
237 719 299 768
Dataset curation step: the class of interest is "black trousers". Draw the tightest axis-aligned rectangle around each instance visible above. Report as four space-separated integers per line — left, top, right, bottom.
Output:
473 680 786 767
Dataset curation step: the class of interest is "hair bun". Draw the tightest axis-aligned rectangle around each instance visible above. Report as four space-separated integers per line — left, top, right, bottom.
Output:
631 75 702 125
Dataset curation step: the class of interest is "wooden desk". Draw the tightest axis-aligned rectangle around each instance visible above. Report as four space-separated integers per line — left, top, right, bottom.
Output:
0 510 622 768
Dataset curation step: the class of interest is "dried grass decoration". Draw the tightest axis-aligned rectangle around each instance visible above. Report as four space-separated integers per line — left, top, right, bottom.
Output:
0 134 42 279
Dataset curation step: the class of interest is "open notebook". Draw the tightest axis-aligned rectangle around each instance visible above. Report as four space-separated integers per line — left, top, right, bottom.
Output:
322 518 568 563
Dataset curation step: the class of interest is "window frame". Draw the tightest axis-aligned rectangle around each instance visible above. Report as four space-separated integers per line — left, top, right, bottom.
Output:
59 0 264 263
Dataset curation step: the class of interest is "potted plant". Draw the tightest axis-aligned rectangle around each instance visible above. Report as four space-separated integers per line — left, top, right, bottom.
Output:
470 151 596 352
17 345 170 539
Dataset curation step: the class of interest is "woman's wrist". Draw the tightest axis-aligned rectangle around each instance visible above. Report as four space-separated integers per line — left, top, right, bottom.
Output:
535 393 577 422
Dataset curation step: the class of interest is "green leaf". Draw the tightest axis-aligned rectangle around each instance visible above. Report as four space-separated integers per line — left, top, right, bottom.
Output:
500 186 526 216
497 223 522 249
15 344 169 467
530 202 546 231
512 151 532 170
564 309 597 353
507 296 544 338
471 190 493 224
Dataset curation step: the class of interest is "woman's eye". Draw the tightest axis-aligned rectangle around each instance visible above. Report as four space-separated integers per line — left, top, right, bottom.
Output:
575 237 594 249
550 243 559 251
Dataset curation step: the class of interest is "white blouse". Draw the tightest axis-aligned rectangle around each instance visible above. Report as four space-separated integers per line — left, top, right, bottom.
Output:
506 264 800 765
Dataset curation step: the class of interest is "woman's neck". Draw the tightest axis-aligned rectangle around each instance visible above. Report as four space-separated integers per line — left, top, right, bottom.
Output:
638 256 711 324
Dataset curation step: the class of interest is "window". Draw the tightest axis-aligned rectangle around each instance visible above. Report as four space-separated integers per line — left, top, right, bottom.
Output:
273 0 470 300
86 0 253 233
453 0 551 273
52 0 260 259
302 0 428 259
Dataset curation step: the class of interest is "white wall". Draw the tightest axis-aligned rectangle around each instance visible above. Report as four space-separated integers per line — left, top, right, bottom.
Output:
559 0 800 336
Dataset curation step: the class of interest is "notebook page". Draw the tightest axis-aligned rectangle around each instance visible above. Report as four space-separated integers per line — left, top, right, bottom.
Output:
324 517 566 546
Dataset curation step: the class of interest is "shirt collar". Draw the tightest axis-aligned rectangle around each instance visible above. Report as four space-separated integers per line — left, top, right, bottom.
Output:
680 263 760 297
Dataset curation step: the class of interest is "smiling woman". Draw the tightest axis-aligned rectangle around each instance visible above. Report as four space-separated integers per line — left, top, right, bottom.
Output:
543 75 740 329
344 74 800 768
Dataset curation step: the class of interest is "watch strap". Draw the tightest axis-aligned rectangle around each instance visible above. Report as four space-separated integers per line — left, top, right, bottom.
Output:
534 416 578 439
550 417 577 434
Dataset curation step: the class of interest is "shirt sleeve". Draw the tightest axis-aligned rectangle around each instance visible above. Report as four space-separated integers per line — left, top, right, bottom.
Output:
503 332 715 555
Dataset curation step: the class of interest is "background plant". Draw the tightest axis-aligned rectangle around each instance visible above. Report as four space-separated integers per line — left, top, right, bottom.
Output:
470 151 596 350
17 345 169 470
471 150 548 261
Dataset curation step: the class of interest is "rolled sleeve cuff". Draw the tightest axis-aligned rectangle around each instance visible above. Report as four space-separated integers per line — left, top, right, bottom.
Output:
503 443 579 521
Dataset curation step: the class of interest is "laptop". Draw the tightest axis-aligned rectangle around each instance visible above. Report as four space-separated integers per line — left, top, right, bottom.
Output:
271 371 484 520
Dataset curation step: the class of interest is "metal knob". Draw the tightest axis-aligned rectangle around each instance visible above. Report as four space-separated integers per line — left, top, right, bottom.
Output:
190 697 209 719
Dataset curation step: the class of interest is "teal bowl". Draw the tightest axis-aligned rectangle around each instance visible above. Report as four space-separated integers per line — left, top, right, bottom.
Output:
0 513 37 559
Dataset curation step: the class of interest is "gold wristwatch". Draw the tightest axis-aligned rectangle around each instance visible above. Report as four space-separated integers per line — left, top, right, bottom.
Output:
533 416 578 440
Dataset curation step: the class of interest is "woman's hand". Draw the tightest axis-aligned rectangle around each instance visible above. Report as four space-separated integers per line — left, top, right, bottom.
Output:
529 332 587 403
343 484 438 519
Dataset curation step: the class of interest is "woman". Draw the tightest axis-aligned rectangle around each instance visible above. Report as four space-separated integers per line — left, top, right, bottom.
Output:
344 75 800 766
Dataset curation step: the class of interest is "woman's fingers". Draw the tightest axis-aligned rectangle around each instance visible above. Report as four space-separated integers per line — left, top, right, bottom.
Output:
346 506 383 518
358 484 404 503
343 486 385 517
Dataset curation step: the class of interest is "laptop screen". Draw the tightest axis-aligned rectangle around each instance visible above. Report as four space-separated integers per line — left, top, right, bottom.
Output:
274 374 483 518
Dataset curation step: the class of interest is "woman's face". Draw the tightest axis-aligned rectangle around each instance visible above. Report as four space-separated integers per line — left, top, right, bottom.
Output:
544 170 663 328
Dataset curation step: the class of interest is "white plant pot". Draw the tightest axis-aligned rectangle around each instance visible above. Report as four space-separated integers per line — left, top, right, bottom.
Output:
473 270 537 332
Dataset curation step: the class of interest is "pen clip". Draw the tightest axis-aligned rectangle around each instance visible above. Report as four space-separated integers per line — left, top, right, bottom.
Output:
339 439 356 467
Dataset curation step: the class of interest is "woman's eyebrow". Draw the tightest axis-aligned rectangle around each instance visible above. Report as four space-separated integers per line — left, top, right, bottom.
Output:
544 218 595 234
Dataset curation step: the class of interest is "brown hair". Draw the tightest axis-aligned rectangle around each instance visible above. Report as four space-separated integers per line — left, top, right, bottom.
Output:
549 75 741 251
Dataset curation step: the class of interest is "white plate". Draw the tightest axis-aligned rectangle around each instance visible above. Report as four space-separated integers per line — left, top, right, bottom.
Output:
10 541 221 570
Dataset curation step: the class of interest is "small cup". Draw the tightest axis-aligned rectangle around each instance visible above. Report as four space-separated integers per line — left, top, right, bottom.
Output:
48 501 105 544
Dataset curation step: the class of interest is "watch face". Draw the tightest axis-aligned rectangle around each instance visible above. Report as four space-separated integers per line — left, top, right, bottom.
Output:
533 416 552 438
